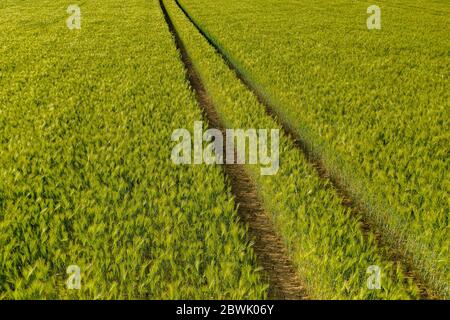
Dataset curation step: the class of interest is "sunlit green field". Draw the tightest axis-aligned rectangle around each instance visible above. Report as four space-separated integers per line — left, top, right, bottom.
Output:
0 0 266 299
177 0 449 297
0 0 448 299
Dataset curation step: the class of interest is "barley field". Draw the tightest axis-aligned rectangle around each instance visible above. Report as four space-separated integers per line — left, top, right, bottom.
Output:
0 0 448 300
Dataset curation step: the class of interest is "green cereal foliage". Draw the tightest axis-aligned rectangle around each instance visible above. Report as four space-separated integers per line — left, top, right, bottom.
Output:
178 0 449 297
164 0 420 299
0 0 267 299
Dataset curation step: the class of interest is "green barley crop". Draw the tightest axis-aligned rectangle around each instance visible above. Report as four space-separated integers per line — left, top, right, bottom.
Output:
0 0 267 299
164 0 421 299
1 0 447 300
178 0 449 297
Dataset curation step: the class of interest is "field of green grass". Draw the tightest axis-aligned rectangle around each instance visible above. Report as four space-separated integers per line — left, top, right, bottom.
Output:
178 0 450 297
0 0 448 300
0 0 267 299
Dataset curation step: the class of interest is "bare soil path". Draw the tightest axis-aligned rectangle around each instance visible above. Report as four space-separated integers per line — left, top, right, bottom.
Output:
160 0 308 299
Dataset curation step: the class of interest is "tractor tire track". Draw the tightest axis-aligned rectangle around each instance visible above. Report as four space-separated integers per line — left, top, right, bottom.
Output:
174 0 433 299
160 0 308 300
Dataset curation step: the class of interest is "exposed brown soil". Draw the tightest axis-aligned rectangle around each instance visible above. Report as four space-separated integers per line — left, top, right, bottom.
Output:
160 0 308 299
172 0 434 299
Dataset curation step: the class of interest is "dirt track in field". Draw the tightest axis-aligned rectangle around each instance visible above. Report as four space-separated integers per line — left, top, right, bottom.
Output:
160 0 308 299
172 0 434 299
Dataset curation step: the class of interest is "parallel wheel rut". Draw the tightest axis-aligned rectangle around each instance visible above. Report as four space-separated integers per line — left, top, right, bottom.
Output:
172 0 434 299
160 0 308 299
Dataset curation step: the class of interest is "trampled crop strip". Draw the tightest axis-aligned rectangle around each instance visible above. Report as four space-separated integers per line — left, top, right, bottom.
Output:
174 0 435 298
159 0 307 300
